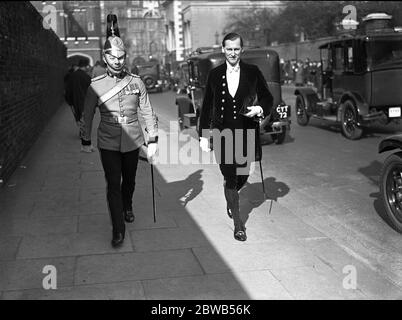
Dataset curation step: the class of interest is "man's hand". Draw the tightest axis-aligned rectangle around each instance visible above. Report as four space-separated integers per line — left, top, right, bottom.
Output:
147 143 158 163
244 106 263 118
81 145 95 153
199 137 211 152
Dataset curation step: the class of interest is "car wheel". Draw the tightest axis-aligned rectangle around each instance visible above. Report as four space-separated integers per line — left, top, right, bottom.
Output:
340 100 363 140
380 152 402 233
144 76 156 90
295 95 309 126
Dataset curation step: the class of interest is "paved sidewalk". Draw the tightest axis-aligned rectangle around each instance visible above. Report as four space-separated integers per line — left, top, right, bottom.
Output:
0 102 401 300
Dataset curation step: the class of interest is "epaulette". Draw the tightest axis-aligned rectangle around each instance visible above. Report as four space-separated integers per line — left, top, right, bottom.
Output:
91 73 107 82
126 71 140 78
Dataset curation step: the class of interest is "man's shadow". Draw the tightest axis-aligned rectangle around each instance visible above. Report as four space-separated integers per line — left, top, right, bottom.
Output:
238 177 290 225
161 169 204 207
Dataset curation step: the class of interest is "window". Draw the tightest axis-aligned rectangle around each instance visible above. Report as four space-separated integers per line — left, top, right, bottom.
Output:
345 45 353 71
88 21 94 31
333 46 344 71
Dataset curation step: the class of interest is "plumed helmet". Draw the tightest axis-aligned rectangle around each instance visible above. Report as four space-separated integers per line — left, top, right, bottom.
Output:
103 14 125 53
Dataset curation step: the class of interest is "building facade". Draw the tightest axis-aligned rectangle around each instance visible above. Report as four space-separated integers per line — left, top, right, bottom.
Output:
102 0 166 69
31 1 167 69
161 0 284 67
31 0 103 66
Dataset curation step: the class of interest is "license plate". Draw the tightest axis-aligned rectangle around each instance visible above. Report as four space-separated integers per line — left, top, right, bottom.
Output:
276 105 289 119
389 107 401 118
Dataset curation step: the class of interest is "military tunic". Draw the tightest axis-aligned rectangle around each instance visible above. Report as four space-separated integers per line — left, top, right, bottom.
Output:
82 70 158 152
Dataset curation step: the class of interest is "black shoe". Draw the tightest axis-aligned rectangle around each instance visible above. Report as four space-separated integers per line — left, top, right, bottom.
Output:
124 209 135 223
226 206 233 219
234 229 247 241
111 232 125 247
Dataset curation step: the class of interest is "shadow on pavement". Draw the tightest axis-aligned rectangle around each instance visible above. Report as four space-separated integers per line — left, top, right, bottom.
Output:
239 177 290 225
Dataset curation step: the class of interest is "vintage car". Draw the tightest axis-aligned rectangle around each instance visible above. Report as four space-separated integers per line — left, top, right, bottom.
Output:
378 134 402 233
171 62 189 93
134 61 164 92
295 14 402 140
175 47 291 144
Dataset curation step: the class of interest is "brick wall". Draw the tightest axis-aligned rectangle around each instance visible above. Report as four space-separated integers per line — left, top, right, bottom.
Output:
0 1 67 186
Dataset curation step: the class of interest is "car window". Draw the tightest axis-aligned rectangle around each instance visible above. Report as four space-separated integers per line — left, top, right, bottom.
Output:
333 46 344 71
320 47 331 71
368 39 402 67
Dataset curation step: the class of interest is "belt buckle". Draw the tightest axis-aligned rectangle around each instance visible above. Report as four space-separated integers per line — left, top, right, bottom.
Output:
117 116 128 124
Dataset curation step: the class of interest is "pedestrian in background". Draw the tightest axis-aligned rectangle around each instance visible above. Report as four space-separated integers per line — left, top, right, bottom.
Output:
65 59 91 138
81 14 158 248
92 60 106 78
198 33 273 242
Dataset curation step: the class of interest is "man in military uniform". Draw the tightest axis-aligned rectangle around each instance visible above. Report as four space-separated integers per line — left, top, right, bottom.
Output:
81 14 158 247
199 33 273 241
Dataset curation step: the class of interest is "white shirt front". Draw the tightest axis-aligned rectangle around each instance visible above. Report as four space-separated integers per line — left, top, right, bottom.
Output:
226 61 240 98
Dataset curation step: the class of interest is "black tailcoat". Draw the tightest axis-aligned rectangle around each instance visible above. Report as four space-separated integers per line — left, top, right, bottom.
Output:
199 60 273 164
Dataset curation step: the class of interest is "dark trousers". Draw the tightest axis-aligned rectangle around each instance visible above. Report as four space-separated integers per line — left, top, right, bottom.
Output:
220 163 248 231
99 148 140 234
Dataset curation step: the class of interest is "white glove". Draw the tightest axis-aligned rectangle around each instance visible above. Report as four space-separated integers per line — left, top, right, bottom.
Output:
81 145 94 153
199 137 211 152
244 106 263 118
147 143 158 163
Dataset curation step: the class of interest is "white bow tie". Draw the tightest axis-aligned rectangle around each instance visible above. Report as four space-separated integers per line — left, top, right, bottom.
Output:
229 65 240 73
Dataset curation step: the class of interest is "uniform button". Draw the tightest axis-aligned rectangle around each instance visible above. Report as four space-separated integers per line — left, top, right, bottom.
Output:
221 107 224 110
222 83 226 87
233 100 236 103
222 91 225 95
233 105 236 108
234 116 237 119
222 99 225 103
234 111 237 114
222 75 225 79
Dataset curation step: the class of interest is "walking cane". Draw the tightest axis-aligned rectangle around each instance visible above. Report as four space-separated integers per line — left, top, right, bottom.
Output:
150 163 156 223
259 159 273 214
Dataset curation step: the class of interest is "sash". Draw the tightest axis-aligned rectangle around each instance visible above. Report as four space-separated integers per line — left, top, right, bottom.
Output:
98 75 133 105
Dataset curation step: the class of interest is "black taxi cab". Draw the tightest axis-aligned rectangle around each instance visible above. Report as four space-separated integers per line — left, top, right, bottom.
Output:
295 13 402 140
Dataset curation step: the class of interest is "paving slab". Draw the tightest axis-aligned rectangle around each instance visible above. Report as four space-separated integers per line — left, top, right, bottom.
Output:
1 281 146 300
192 241 322 274
16 231 133 259
74 249 204 285
0 216 78 237
301 238 402 299
30 197 106 217
269 262 367 300
0 199 35 219
78 213 177 234
143 271 292 300
0 237 21 261
0 257 75 291
129 226 208 252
